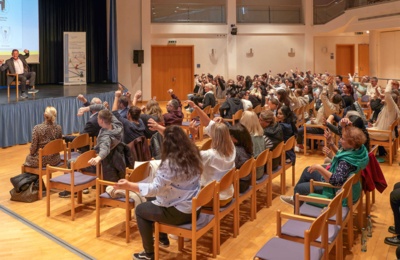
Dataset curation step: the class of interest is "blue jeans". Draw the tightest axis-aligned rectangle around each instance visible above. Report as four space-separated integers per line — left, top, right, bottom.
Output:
293 166 323 201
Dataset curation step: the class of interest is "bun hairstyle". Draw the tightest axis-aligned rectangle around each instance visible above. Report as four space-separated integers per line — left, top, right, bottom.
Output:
44 106 57 123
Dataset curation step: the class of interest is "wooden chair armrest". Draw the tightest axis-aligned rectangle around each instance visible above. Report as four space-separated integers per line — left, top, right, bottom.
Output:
367 129 391 134
297 194 331 205
310 181 336 188
97 179 117 186
303 123 326 129
7 72 18 77
280 212 315 223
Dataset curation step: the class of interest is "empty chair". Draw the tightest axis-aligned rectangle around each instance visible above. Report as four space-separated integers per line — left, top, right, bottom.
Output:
63 133 91 161
282 136 296 187
253 209 329 260
46 150 98 220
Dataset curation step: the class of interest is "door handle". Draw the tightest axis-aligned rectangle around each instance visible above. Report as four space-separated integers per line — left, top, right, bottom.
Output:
172 77 176 82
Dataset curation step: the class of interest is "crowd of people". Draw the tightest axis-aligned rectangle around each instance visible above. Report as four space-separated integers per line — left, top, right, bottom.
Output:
22 69 400 259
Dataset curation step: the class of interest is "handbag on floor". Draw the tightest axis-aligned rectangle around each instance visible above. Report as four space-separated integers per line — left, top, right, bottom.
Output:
10 172 38 192
10 182 38 203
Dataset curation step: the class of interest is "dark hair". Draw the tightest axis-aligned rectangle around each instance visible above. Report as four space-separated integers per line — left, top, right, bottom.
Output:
161 125 203 179
119 96 129 108
332 94 343 105
11 49 18 55
228 123 253 155
279 105 298 137
98 109 112 124
336 75 343 81
228 88 238 98
128 106 141 121
276 89 291 110
344 83 354 96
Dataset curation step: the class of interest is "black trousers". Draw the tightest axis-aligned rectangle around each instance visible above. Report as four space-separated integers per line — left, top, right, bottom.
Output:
135 201 194 254
391 182 400 234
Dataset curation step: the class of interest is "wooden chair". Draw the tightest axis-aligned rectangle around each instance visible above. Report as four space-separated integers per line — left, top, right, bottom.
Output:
154 181 218 260
198 138 212 151
306 174 358 247
96 162 150 243
202 105 211 118
224 109 243 126
367 119 398 166
202 168 237 254
21 139 67 200
63 133 91 161
269 142 285 196
292 190 345 260
6 70 34 99
181 109 204 141
210 103 221 119
253 209 329 260
303 123 326 156
46 150 98 221
253 105 262 115
282 136 296 187
127 136 152 162
235 158 256 229
294 105 305 128
252 149 270 216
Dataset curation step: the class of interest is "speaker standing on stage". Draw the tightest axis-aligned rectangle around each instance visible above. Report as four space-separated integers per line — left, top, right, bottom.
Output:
0 49 38 99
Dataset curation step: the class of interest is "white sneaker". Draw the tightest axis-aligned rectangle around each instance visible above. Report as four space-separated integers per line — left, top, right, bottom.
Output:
280 195 294 207
168 234 190 242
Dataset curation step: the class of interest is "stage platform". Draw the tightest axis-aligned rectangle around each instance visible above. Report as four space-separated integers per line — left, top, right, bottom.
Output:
0 83 118 148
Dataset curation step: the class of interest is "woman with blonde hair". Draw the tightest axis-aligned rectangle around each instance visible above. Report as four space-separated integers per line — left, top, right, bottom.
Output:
24 106 62 167
240 111 266 179
187 100 236 206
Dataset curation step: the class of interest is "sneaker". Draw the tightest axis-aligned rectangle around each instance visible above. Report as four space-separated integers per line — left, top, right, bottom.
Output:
280 195 294 207
59 191 77 198
83 188 90 194
133 251 154 260
153 237 170 248
20 92 28 99
389 226 397 234
169 234 190 242
28 89 39 94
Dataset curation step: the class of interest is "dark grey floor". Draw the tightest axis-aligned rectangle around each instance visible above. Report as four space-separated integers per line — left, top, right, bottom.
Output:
0 83 118 105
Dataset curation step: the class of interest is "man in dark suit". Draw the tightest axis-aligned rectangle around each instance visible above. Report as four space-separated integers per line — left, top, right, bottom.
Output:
0 49 38 99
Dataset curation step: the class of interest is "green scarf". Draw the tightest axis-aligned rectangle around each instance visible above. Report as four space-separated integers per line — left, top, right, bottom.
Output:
323 145 369 206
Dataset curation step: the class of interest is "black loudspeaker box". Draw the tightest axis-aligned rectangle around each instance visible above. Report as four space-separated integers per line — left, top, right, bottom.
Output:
133 50 144 64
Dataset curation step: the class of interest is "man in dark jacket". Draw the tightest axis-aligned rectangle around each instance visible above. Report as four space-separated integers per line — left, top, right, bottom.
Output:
219 88 244 119
259 110 283 170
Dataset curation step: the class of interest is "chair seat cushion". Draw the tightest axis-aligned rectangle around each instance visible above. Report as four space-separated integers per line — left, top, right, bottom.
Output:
176 213 214 231
50 172 96 186
182 121 200 127
299 203 349 222
255 174 269 185
254 237 325 260
99 192 134 203
281 219 340 244
272 165 282 174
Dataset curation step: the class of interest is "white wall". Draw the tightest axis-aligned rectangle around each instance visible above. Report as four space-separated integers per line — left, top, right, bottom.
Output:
379 30 400 79
314 35 369 74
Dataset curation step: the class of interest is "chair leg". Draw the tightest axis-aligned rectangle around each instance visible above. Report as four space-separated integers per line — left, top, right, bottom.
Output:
71 191 75 221
38 174 43 200
281 171 286 195
292 166 295 187
126 208 130 243
154 224 160 260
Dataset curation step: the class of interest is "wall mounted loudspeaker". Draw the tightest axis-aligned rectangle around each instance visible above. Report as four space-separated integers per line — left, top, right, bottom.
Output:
133 50 144 65
231 24 237 35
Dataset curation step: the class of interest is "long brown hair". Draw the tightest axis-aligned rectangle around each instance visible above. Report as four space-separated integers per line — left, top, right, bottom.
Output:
146 99 164 124
160 125 202 178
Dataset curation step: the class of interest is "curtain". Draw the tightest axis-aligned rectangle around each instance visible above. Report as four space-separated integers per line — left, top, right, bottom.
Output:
108 0 118 83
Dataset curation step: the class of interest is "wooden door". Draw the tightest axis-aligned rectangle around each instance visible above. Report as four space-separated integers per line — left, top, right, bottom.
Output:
336 44 355 83
151 46 194 101
358 44 370 77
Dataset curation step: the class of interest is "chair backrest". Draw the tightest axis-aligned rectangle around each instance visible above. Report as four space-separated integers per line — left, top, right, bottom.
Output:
69 133 90 152
126 162 150 182
306 208 330 244
41 139 65 156
233 109 243 120
271 141 284 160
253 105 262 114
72 150 97 170
325 189 344 220
237 158 254 179
255 149 269 168
212 103 221 114
190 109 200 121
194 181 217 208
218 168 236 192
203 105 211 116
370 145 378 156
128 136 152 162
341 174 356 203
199 138 212 151
283 136 296 152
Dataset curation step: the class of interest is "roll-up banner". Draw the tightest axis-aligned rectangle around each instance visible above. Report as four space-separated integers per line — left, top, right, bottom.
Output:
63 32 86 85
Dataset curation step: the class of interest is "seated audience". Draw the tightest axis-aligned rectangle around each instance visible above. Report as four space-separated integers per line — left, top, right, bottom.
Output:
163 89 184 126
259 110 283 170
385 183 400 247
219 88 244 119
276 105 297 164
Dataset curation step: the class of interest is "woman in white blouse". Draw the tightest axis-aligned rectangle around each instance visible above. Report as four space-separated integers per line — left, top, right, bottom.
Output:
114 125 202 260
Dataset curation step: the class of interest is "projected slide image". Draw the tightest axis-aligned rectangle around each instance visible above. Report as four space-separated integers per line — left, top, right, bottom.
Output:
0 0 39 63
